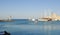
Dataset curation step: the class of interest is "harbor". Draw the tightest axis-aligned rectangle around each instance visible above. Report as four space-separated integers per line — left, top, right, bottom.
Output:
0 13 60 22
0 0 60 35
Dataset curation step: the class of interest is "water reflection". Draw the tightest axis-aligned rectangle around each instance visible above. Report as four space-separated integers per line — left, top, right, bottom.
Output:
0 21 60 35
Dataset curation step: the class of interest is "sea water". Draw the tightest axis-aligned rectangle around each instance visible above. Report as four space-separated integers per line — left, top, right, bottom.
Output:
0 19 60 35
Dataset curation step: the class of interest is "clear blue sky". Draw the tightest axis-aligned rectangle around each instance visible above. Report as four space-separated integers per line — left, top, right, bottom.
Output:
0 0 60 19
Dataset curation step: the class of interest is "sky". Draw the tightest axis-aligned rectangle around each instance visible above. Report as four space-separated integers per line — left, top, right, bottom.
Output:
0 0 60 19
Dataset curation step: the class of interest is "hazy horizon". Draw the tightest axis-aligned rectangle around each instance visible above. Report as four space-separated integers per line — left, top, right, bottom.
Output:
0 0 60 19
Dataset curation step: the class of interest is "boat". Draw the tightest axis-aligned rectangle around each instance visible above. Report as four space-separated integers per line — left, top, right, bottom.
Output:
38 13 60 21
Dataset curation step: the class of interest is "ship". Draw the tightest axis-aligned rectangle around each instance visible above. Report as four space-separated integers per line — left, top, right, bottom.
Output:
38 13 60 21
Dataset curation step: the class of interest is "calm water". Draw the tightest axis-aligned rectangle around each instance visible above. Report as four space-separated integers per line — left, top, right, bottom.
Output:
0 19 60 35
